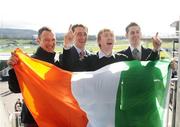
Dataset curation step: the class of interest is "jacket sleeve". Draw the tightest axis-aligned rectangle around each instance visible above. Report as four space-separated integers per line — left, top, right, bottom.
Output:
148 50 160 61
61 48 74 71
8 69 21 93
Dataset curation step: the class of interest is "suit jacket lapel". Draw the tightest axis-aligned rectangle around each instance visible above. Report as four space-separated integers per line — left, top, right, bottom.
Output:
71 46 80 59
141 46 146 60
127 47 134 60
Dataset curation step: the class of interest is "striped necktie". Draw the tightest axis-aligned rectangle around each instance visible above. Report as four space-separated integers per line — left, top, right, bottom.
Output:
79 51 85 60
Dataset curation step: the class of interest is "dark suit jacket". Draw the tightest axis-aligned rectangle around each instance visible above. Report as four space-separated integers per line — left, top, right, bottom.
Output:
84 52 128 71
8 47 56 124
118 46 159 61
60 46 90 72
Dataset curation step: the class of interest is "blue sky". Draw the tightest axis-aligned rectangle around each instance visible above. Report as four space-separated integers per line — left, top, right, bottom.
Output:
0 0 179 35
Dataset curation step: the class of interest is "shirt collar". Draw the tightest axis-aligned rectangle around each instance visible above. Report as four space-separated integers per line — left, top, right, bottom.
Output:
74 45 85 54
98 50 115 59
130 44 142 53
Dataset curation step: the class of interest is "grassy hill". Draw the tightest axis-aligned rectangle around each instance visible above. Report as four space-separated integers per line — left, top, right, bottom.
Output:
0 28 37 39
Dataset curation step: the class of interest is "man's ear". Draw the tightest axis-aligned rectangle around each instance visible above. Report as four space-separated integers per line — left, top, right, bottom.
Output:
125 33 128 38
98 42 101 48
36 37 40 44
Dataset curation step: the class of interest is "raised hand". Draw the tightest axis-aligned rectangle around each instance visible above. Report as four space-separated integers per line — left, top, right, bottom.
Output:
152 32 162 51
64 24 74 48
170 58 178 71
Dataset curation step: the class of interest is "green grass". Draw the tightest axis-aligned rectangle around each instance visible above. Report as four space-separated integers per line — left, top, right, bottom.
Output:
0 39 175 56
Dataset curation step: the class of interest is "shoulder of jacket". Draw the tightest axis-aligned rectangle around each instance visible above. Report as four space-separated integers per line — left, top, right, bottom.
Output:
118 49 127 53
116 52 128 58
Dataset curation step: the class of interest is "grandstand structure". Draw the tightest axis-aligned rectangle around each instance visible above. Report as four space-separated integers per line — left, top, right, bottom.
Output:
172 18 180 127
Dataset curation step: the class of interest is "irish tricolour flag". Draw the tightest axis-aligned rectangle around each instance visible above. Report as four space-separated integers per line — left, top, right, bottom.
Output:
13 49 171 127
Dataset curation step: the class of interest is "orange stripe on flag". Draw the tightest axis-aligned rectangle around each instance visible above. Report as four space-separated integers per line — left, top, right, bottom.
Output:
13 48 88 127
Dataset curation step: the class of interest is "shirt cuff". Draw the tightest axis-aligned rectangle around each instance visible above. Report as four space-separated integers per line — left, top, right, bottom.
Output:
63 44 73 50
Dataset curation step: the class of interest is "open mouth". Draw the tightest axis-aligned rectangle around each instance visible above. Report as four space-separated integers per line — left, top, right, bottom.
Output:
107 42 113 45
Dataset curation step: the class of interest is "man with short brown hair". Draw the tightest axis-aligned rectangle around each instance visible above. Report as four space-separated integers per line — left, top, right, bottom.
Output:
61 24 90 71
8 26 57 127
119 22 161 61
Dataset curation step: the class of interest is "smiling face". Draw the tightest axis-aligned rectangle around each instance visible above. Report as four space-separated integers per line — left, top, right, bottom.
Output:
126 23 142 48
97 29 115 54
73 25 88 50
37 30 56 53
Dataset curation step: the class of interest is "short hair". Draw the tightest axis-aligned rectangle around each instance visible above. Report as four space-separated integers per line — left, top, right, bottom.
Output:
38 26 53 38
71 24 88 33
125 22 140 33
97 29 113 42
97 29 114 47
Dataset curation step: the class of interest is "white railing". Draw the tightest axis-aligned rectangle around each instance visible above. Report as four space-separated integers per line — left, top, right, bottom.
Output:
9 112 23 127
175 16 180 127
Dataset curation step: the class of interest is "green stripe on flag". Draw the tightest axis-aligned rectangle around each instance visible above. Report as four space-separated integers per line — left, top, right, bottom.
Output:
115 60 171 127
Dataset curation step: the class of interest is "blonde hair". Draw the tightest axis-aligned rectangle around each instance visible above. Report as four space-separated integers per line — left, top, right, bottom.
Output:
97 29 114 47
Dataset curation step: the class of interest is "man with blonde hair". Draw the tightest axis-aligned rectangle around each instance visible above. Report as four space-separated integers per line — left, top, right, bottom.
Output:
84 28 127 71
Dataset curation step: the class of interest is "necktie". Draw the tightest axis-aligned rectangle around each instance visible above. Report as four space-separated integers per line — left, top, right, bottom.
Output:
79 51 85 60
132 48 141 60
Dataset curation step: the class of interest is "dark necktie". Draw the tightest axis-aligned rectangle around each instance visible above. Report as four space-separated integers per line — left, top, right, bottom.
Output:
79 51 85 60
132 48 141 60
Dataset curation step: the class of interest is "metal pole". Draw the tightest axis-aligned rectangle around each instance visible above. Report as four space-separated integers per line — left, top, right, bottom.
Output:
175 16 180 127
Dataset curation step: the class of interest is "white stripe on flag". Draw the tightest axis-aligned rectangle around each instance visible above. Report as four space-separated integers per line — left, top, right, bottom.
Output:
71 62 129 127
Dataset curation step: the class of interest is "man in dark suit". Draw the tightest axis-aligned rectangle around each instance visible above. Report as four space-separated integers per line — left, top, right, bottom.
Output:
60 24 90 71
118 22 161 61
8 27 57 127
84 28 128 71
